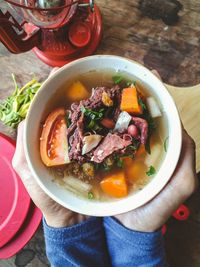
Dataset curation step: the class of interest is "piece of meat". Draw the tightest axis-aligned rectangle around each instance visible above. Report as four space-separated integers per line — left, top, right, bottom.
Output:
68 128 85 162
77 113 84 140
81 85 120 109
131 117 148 144
68 85 121 136
68 115 85 162
67 122 77 138
71 102 79 111
91 133 132 163
81 87 106 109
122 134 133 142
68 85 122 161
67 105 81 137
113 106 121 121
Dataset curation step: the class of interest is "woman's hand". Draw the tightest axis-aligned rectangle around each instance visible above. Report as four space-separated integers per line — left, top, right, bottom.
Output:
12 67 89 228
115 129 199 232
12 120 89 228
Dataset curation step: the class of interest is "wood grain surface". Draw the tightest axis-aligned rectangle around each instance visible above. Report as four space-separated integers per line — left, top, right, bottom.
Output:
166 84 200 172
0 0 200 266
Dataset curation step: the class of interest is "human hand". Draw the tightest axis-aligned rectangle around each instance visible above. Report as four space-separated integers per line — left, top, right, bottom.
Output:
115 129 198 232
12 121 89 228
114 69 198 232
12 68 89 228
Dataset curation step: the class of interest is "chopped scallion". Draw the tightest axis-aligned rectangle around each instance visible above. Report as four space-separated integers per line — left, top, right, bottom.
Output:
65 112 71 127
112 75 123 84
88 192 94 199
146 166 156 176
138 98 147 111
81 106 104 120
0 75 41 128
117 159 124 168
145 140 151 155
164 136 169 152
126 81 136 87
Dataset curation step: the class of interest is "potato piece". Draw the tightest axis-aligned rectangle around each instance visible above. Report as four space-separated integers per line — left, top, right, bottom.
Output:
66 81 89 101
146 97 162 118
63 176 92 193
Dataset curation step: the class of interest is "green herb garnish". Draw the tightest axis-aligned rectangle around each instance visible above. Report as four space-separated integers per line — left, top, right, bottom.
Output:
88 120 95 129
88 192 94 199
146 166 156 176
65 112 71 127
81 106 104 120
0 75 41 128
116 159 124 168
126 81 136 87
81 107 104 131
127 144 138 151
94 163 100 171
88 120 102 131
112 154 124 168
138 98 147 111
145 140 151 154
112 75 123 84
102 162 111 172
164 136 169 152
143 114 156 154
146 115 156 131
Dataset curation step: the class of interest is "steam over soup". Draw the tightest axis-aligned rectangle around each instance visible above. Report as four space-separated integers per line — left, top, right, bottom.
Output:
39 70 167 201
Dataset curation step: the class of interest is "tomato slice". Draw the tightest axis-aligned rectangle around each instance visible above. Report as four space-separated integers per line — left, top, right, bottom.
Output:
40 108 70 167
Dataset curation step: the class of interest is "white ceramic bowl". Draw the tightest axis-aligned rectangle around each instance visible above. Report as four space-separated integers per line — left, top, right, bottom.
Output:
24 55 182 216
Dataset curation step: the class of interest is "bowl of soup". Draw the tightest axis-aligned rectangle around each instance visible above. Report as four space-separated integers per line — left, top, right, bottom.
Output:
24 55 182 216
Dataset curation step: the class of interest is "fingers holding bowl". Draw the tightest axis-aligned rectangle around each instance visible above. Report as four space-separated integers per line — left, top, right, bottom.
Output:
170 129 198 200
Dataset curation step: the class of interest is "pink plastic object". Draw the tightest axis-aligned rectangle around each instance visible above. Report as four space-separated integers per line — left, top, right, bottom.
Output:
172 204 190 221
0 202 42 259
0 134 31 248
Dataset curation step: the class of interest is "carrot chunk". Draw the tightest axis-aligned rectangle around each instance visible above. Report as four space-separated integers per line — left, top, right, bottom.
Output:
125 160 147 183
120 86 142 114
122 157 133 167
100 171 128 198
135 144 146 157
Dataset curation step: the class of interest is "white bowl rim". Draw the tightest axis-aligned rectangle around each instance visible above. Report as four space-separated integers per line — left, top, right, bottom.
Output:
24 55 182 216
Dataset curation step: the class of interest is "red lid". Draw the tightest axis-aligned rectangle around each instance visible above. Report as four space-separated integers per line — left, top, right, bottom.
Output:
69 22 91 48
0 134 31 248
0 202 42 259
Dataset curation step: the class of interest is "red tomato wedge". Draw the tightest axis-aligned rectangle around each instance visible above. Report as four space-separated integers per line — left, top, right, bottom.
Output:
40 108 70 167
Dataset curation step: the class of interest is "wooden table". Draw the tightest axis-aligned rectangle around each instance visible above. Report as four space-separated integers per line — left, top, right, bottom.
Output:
0 0 200 266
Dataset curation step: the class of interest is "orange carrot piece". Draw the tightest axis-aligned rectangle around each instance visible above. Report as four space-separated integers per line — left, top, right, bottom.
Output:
120 86 142 114
122 157 133 167
136 144 146 157
125 160 147 182
100 171 128 198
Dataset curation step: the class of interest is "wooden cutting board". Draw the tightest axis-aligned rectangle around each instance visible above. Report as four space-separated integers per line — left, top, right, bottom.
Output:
166 83 200 172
